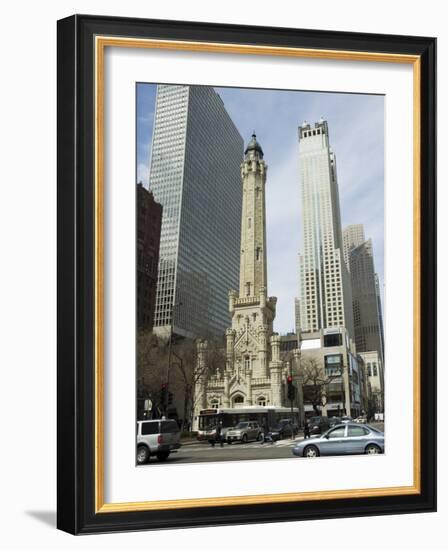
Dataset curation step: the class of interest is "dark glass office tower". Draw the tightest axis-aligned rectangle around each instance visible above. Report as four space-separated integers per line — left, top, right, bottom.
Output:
149 85 243 338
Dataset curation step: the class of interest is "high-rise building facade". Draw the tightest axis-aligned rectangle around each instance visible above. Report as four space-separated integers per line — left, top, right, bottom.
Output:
137 183 162 331
358 350 384 413
148 85 244 339
343 228 384 362
297 119 354 337
342 224 365 268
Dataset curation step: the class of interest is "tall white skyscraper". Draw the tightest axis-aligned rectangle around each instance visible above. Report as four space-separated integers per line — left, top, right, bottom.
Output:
297 119 354 337
149 85 244 338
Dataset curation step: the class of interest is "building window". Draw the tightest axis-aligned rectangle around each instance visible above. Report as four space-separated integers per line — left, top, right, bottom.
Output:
324 333 342 347
256 247 261 261
373 363 378 376
367 363 372 376
246 282 251 296
248 218 252 228
244 356 250 369
324 354 342 376
258 396 267 407
210 399 219 409
233 395 244 405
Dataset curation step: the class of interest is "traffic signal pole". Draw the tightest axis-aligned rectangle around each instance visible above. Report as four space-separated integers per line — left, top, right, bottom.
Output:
287 369 295 440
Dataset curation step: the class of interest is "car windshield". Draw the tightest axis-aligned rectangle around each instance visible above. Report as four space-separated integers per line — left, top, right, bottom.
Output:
235 422 249 429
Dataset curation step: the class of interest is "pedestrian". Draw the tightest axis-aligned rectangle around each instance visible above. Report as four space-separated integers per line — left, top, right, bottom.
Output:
304 421 311 439
216 421 224 447
261 423 268 445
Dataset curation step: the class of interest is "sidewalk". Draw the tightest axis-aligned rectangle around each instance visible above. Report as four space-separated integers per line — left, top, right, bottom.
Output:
179 436 204 446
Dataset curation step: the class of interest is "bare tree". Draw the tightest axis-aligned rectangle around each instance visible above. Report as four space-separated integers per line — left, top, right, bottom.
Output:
173 336 225 431
137 331 226 428
137 330 167 418
300 358 345 416
171 339 197 431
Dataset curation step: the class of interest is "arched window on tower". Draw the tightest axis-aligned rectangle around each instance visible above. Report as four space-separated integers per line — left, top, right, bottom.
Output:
233 395 244 406
257 396 267 407
256 247 261 261
246 282 251 296
244 356 250 370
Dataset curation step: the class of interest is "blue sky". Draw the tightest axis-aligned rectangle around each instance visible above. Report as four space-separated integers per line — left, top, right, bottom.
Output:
137 84 384 334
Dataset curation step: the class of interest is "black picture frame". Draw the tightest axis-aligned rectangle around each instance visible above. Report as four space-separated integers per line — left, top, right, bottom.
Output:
57 14 436 534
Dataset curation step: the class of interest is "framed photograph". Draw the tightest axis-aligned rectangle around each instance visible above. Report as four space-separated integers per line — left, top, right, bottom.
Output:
57 14 436 534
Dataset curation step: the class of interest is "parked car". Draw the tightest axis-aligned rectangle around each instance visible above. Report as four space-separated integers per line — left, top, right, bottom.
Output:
137 419 181 464
328 416 342 427
306 416 331 435
226 421 263 444
354 415 368 424
292 423 384 458
274 419 299 439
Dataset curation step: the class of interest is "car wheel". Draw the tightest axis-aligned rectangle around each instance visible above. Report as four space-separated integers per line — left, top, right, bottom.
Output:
241 434 248 444
303 445 320 458
365 444 381 455
156 451 170 461
137 445 150 465
227 439 232 445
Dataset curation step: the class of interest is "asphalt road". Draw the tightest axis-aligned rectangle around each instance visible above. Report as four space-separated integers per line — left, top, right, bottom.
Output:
141 437 299 465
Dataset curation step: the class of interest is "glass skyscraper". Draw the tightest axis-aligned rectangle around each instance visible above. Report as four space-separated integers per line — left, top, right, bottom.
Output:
343 225 384 363
148 84 243 339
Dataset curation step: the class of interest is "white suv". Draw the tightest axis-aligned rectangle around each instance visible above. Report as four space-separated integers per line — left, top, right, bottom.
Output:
137 419 181 464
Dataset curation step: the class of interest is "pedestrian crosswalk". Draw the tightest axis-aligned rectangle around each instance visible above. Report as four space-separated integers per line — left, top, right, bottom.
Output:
182 437 303 452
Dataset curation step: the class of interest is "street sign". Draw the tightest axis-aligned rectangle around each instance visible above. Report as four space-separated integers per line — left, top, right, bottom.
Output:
144 399 153 411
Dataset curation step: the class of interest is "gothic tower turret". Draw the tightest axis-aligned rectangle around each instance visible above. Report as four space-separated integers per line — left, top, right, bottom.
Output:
239 133 268 298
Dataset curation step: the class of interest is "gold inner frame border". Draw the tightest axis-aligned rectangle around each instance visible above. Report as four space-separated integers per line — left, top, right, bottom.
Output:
94 35 421 513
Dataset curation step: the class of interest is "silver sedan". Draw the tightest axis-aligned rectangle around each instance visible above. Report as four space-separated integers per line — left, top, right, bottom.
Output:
292 423 384 458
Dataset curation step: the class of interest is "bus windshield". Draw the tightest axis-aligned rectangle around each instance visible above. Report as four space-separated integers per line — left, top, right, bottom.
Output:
198 414 220 430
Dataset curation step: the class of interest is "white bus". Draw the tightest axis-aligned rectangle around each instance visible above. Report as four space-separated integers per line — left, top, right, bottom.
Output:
196 406 300 442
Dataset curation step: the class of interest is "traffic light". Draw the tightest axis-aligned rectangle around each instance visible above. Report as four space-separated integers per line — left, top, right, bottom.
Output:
287 375 295 401
160 383 167 405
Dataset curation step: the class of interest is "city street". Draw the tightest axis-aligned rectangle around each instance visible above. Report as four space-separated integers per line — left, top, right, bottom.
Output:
140 437 300 465
138 423 384 465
